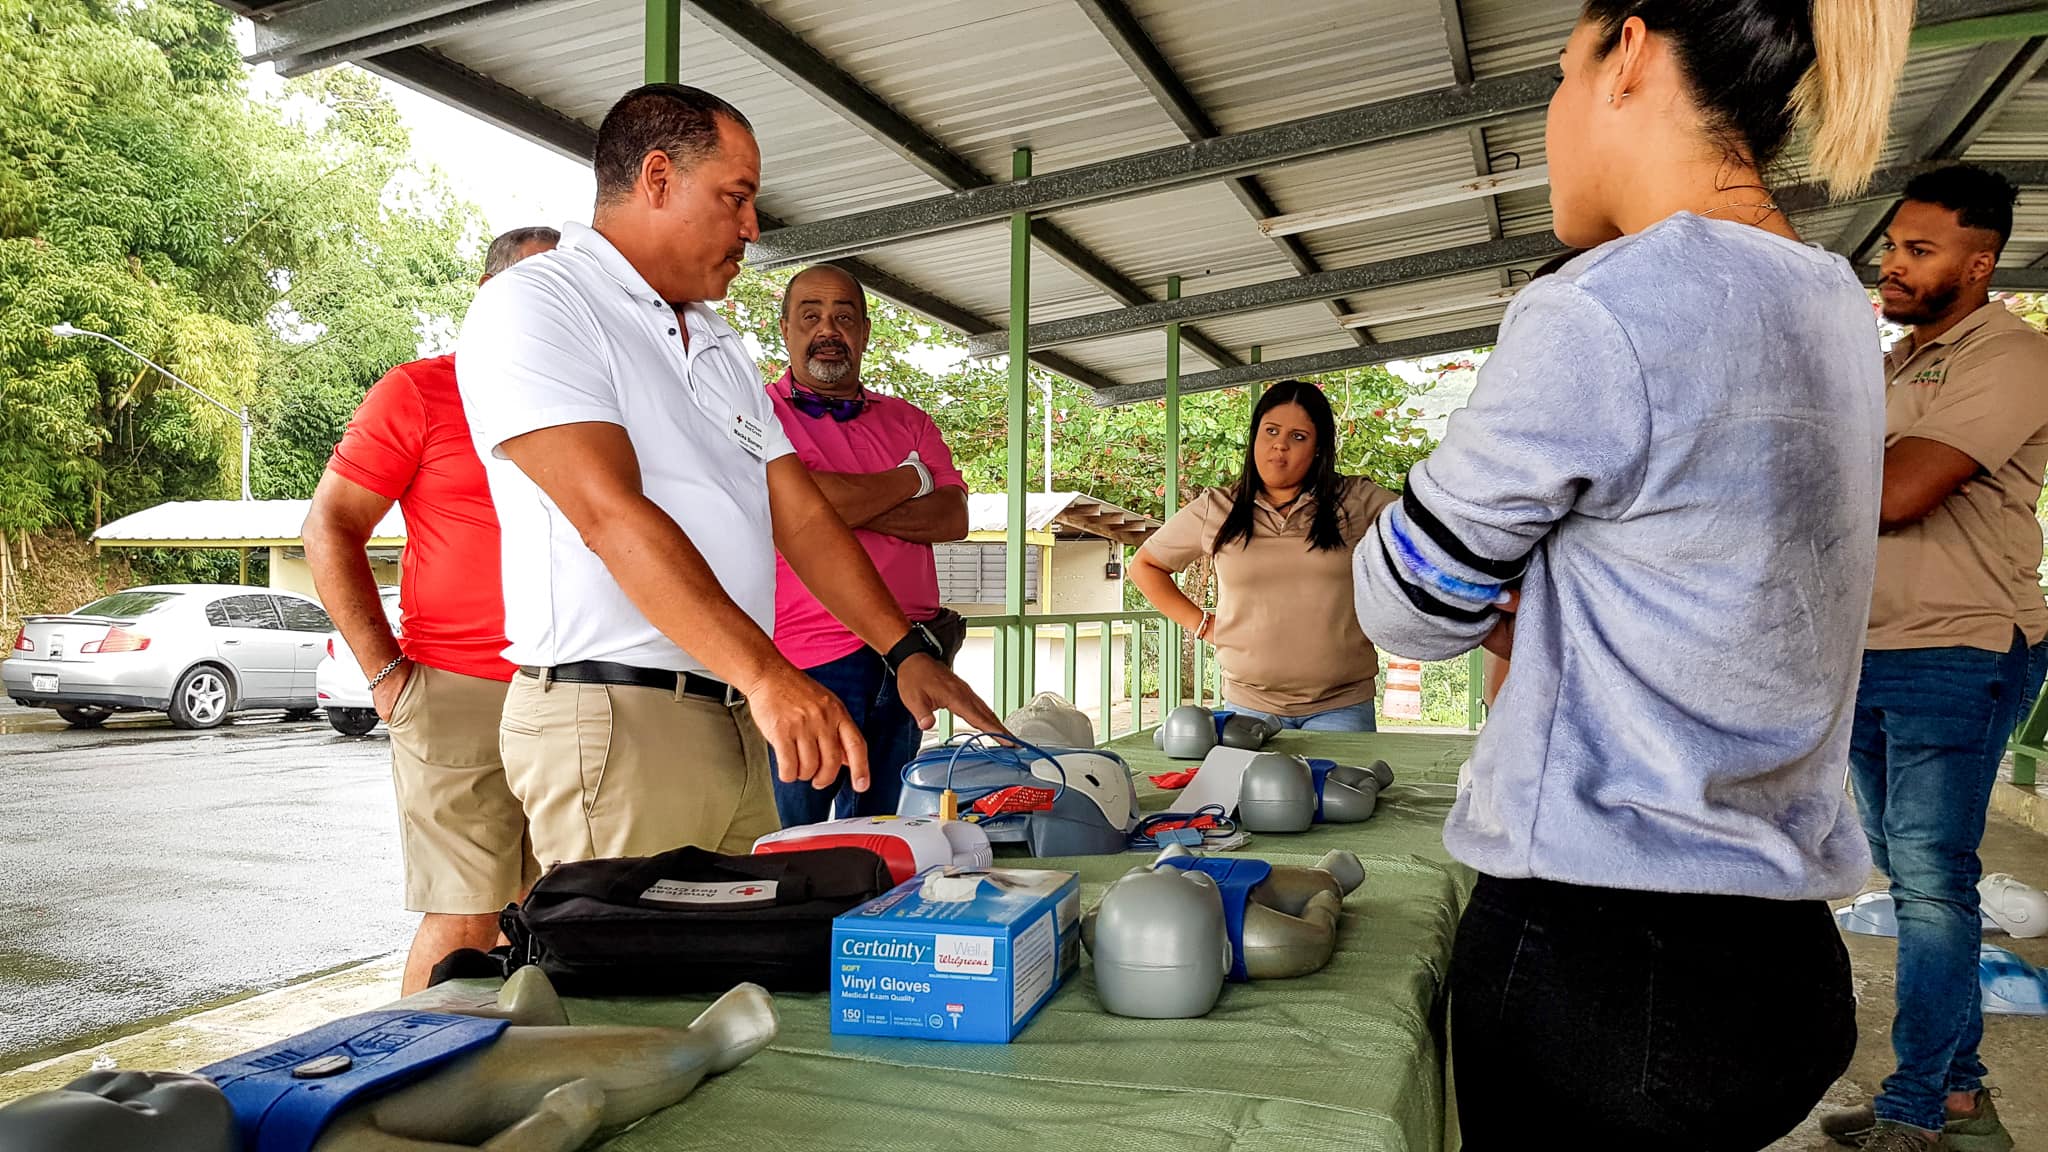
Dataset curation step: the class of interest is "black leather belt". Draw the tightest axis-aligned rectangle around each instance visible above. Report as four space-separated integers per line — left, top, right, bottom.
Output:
518 661 741 704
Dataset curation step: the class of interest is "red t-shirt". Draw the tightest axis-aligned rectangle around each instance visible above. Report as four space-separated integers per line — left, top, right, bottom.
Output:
326 355 515 682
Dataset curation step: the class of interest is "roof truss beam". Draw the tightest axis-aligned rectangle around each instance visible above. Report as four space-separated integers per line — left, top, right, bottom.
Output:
1096 254 2048 406
1260 165 1551 238
968 232 1564 356
677 0 1236 370
749 65 1565 266
362 45 1119 390
1096 325 1502 406
1072 0 1369 347
978 158 2048 356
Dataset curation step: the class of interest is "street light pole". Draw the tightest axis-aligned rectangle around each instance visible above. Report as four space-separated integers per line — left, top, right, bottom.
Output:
51 323 253 501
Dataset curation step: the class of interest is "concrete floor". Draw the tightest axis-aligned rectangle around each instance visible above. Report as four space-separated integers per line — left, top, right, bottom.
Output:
0 703 412 1069
1770 811 2048 1151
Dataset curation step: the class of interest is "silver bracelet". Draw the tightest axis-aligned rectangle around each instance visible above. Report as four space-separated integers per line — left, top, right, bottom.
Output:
367 655 408 691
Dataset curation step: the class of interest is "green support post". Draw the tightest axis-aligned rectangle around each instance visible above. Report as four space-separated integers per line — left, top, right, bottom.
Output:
1466 649 1486 731
1130 618 1144 734
1003 149 1032 718
1022 620 1037 700
644 0 680 84
1063 622 1078 701
1098 622 1114 742
1163 275 1184 711
1192 641 1206 707
2012 689 2047 787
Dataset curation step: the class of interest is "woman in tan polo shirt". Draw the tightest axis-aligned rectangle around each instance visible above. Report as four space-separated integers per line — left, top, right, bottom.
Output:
1132 379 1396 731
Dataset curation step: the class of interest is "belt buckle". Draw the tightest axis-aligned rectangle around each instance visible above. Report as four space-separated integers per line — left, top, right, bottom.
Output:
723 681 743 708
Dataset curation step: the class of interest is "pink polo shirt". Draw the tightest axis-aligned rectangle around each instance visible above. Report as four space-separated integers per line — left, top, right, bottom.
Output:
768 372 965 670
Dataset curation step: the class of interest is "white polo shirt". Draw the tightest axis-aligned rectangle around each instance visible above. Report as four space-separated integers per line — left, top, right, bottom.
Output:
455 221 794 673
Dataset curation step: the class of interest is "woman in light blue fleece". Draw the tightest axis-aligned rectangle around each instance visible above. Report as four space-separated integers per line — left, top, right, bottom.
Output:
1351 1 1911 1148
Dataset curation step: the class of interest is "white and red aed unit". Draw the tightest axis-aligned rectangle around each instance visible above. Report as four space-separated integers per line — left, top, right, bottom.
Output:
752 815 994 886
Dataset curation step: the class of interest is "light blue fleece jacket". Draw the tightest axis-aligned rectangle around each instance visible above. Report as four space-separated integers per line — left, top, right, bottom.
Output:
1353 213 1881 900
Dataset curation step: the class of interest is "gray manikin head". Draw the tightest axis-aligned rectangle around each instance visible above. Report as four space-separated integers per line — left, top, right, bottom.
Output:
0 1070 235 1152
1158 706 1218 760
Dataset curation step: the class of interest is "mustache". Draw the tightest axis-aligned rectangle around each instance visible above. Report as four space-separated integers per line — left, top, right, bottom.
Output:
808 338 850 356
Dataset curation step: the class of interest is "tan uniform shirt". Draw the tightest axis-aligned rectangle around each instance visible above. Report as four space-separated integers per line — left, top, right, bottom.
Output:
1141 476 1397 716
1870 302 2048 652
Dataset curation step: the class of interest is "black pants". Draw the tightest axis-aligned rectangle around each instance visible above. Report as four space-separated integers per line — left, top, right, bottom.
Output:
1451 874 1857 1150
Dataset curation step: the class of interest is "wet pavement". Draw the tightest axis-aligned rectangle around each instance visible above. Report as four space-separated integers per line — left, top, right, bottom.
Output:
0 701 411 1070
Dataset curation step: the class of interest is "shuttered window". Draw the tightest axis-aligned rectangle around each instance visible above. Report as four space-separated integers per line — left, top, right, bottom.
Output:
934 543 1038 603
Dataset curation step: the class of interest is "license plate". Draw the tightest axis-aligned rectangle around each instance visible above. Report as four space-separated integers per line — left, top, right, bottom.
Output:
32 674 58 693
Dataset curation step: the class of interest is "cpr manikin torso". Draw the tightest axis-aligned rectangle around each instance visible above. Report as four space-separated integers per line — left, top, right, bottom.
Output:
0 967 776 1152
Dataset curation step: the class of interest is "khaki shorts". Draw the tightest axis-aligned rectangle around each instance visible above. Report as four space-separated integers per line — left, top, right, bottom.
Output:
498 672 779 868
387 665 539 915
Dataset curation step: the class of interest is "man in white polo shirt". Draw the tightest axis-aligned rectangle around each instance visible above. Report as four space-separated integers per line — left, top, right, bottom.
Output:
457 84 1003 865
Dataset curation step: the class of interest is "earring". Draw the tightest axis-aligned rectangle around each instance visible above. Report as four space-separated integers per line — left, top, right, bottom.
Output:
1606 93 1615 104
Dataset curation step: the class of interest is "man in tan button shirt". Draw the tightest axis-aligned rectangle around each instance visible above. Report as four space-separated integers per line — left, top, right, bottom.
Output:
1830 165 2048 1148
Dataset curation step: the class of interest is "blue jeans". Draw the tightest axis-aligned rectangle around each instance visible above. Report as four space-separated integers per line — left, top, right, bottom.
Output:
771 649 922 827
1848 632 2027 1131
2019 638 2048 732
1222 699 1377 733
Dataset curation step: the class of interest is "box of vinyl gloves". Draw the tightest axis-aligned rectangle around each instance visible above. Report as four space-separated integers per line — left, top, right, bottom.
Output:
831 867 1080 1043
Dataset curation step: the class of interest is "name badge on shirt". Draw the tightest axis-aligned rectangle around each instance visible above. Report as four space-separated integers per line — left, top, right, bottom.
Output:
728 412 769 459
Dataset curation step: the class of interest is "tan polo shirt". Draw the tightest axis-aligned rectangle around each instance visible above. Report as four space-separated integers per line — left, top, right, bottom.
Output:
1869 302 2048 652
1141 476 1397 715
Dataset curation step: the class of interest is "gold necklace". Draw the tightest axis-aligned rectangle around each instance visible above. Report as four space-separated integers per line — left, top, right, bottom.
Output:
1697 199 1780 221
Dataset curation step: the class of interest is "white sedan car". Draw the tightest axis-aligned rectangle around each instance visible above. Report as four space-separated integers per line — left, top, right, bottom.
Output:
315 586 400 736
5 585 335 729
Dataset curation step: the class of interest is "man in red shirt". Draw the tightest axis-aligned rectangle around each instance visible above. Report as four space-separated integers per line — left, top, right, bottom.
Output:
304 225 557 994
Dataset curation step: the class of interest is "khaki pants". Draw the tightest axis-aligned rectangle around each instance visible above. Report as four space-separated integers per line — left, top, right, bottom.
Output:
387 665 539 914
499 672 779 868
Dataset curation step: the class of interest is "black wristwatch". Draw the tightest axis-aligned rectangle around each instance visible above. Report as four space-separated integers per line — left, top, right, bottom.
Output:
884 623 944 674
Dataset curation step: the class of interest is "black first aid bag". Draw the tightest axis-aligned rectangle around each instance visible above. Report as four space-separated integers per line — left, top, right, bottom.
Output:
499 845 893 995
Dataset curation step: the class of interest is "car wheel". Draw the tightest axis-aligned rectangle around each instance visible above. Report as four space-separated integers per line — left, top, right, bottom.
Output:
168 666 233 730
327 708 379 737
55 705 112 729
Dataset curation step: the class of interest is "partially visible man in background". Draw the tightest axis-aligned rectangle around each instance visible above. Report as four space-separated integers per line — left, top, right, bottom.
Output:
1826 164 2048 1150
303 225 557 995
767 264 968 826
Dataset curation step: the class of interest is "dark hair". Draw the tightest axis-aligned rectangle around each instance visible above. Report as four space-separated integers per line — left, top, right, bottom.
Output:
1580 1 1909 196
593 84 754 204
1902 164 2019 253
1530 249 1583 280
1212 380 1347 555
482 226 560 277
780 264 871 324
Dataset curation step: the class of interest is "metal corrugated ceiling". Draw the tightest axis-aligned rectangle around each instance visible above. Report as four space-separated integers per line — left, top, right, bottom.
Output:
223 0 2048 397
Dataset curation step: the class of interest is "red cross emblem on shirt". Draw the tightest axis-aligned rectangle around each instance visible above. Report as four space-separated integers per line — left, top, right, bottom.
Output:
733 885 765 897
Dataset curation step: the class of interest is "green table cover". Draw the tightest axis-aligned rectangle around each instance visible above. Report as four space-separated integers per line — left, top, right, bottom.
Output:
465 730 1477 1152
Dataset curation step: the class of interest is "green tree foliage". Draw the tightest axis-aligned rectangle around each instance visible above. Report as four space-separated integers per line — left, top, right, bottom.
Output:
0 0 484 550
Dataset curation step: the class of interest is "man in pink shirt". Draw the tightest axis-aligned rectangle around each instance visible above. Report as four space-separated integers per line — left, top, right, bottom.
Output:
768 264 968 825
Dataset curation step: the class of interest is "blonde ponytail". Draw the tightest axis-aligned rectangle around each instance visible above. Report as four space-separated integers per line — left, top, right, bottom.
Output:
1791 0 1914 198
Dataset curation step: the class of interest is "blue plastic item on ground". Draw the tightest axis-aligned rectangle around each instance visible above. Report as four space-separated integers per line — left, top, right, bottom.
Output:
1980 943 2048 1016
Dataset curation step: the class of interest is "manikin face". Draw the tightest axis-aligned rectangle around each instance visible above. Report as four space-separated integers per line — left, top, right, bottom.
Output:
0 1070 235 1151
